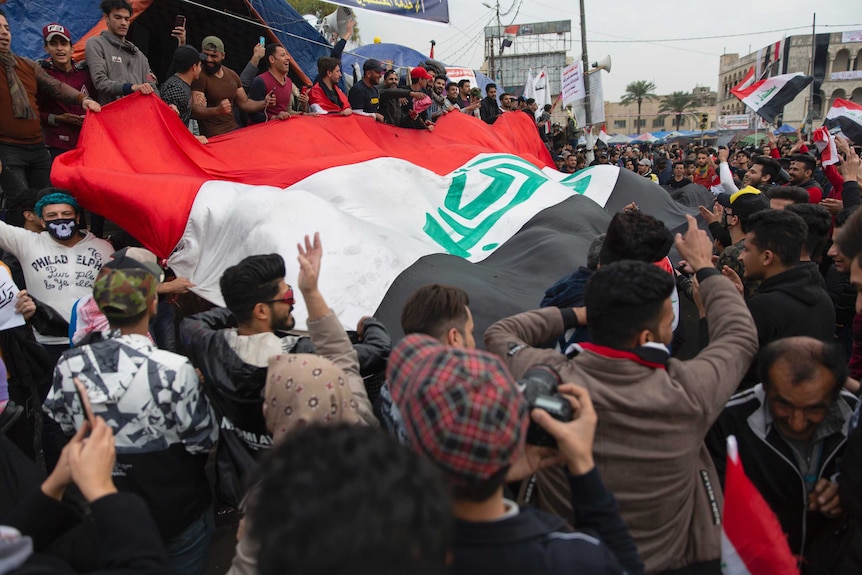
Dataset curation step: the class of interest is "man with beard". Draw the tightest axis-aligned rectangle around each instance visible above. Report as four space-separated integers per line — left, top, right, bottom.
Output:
692 147 718 188
787 153 824 204
348 58 387 121
379 69 426 126
179 235 377 506
719 149 781 194
191 36 273 137
85 0 157 105
428 74 454 121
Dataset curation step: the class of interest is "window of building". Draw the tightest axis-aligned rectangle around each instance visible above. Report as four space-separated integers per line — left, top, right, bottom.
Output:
636 118 646 127
613 119 626 129
652 118 665 128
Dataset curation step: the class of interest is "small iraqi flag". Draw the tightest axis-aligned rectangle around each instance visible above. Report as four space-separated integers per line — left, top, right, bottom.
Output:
721 436 799 575
731 69 812 124
825 97 862 145
812 126 838 167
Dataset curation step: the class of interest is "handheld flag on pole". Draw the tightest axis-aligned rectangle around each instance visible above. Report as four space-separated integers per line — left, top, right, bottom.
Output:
812 126 839 167
731 70 813 124
721 436 800 575
824 98 862 145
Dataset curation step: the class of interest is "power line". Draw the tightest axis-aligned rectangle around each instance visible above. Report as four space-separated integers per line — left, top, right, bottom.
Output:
439 15 496 64
590 23 862 43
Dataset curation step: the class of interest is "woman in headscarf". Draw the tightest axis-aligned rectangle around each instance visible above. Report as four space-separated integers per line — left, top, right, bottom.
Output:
227 351 369 575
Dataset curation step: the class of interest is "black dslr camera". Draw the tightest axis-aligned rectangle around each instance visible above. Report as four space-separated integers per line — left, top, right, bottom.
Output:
517 365 574 447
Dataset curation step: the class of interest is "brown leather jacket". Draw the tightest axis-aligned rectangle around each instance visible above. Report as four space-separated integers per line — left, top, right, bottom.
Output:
485 273 758 573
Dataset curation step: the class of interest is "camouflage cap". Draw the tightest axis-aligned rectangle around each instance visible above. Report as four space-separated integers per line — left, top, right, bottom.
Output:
92 248 163 321
93 267 157 320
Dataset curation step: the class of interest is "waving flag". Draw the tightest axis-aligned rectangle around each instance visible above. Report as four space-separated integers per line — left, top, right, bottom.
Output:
52 95 694 340
825 98 862 145
326 0 449 23
731 70 813 124
721 436 799 575
812 126 838 167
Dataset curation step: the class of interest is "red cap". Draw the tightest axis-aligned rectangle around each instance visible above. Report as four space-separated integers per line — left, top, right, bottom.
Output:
410 67 433 80
43 23 71 43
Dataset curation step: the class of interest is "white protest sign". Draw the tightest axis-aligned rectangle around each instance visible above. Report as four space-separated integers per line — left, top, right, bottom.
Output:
0 268 24 332
561 62 586 107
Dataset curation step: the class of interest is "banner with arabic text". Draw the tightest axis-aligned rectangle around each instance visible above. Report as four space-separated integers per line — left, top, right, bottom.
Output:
327 0 449 24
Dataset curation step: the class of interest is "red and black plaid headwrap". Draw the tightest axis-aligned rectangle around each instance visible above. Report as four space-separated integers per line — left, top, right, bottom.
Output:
387 334 528 485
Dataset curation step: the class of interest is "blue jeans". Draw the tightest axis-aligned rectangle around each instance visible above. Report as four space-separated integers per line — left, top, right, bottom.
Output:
0 143 52 220
164 509 214 575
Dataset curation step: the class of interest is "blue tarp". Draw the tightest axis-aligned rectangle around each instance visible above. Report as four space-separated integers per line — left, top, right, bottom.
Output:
3 0 329 83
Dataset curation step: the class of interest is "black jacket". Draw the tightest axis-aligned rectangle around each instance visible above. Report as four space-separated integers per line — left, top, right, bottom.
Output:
748 263 835 343
454 469 643 575
742 263 835 386
706 385 856 573
479 97 501 124
179 308 390 506
5 490 167 574
835 414 862 575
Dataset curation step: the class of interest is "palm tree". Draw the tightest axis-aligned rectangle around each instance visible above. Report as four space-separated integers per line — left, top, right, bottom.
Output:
658 91 697 131
620 80 657 134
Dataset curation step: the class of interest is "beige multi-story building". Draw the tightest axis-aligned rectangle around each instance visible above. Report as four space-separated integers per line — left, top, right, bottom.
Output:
717 32 862 127
603 87 717 134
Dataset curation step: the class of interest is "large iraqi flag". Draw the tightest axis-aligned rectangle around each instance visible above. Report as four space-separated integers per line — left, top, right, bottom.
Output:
731 68 812 124
52 95 695 338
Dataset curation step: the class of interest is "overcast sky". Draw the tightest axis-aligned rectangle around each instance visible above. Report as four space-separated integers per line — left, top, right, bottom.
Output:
350 1 861 100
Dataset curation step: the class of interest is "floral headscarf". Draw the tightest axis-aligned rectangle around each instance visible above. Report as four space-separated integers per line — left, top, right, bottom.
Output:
264 354 361 442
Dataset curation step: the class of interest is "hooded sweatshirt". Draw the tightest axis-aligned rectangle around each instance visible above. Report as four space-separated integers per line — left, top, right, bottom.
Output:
44 332 218 540
740 263 835 387
85 31 158 105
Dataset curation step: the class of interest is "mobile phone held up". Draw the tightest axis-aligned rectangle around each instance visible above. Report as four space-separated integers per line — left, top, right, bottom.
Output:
259 36 266 47
175 15 186 28
73 377 96 427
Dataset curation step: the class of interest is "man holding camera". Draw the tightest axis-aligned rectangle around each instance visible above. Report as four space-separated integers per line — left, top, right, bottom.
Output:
486 215 758 575
387 334 643 575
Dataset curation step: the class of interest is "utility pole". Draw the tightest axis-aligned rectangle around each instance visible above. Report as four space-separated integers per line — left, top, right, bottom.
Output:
495 1 502 84
807 12 816 137
579 0 592 160
579 0 590 128
484 1 502 86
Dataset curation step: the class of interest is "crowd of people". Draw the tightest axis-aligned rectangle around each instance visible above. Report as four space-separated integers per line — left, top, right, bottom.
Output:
1 1 862 575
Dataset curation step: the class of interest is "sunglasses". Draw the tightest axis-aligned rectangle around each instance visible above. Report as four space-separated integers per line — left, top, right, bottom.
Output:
262 287 295 306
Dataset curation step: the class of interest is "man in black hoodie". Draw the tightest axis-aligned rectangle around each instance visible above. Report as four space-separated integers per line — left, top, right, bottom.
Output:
739 209 835 387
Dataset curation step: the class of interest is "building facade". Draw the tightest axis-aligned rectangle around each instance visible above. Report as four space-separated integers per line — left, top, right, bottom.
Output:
717 31 862 128
603 87 718 135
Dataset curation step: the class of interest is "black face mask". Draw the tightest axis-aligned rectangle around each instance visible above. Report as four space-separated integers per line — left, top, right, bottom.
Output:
46 218 77 241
